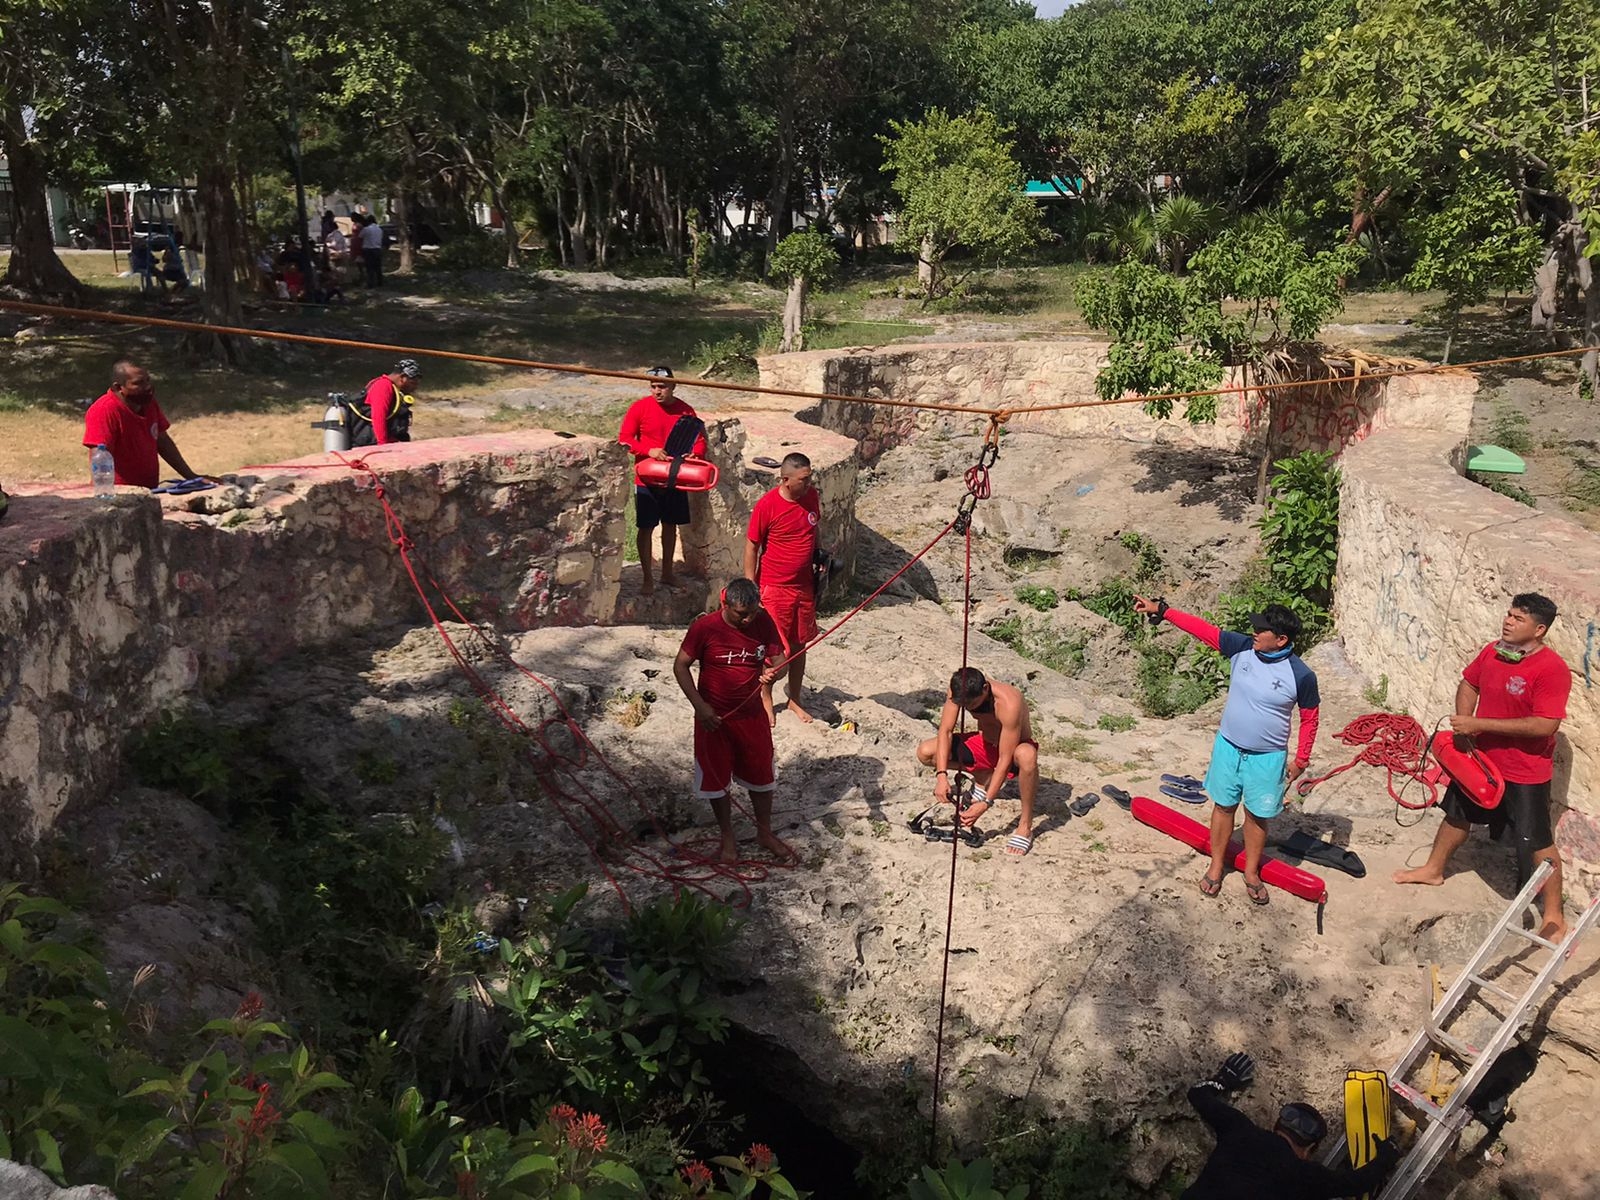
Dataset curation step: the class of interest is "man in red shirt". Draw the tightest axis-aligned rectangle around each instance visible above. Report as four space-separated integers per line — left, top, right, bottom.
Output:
618 366 707 594
744 452 822 724
82 360 203 489
350 359 419 447
674 578 793 864
1394 593 1573 940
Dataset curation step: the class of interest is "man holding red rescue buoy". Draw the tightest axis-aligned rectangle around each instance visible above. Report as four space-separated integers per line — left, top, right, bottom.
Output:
674 578 796 865
1133 596 1320 905
618 366 707 595
744 452 821 724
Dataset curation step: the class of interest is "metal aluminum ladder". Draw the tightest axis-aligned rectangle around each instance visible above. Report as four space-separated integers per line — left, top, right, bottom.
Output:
1338 860 1600 1200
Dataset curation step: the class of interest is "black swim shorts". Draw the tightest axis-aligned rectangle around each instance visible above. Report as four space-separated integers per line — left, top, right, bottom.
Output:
634 483 691 530
1442 779 1554 850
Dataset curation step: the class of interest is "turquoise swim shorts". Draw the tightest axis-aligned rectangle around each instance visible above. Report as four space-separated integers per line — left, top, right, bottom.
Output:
1203 732 1288 820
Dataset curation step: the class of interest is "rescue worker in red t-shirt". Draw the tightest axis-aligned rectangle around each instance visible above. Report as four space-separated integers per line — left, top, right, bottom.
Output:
82 359 204 489
351 359 419 447
617 366 707 595
1394 593 1573 941
744 452 821 724
674 578 795 865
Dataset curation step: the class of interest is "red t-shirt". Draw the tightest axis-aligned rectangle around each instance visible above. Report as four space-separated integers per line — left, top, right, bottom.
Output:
1462 642 1571 783
83 390 171 488
747 486 821 590
681 608 780 716
365 376 404 444
618 396 707 485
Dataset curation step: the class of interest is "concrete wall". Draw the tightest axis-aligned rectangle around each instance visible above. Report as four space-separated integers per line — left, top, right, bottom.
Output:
0 415 858 862
759 341 1475 461
1335 428 1600 890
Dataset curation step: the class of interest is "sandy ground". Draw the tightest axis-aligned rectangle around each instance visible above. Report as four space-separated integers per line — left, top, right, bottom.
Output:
56 432 1600 1197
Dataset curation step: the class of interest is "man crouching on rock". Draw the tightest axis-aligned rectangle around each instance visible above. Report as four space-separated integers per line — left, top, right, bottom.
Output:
675 578 797 865
916 667 1040 856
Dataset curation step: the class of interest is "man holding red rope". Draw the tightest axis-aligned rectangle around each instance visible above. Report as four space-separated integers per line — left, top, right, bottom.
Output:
1394 593 1572 941
674 578 795 865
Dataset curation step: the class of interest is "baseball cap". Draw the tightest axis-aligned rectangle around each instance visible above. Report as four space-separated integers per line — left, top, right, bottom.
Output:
646 365 674 379
394 358 421 379
1250 603 1302 640
1276 1103 1327 1148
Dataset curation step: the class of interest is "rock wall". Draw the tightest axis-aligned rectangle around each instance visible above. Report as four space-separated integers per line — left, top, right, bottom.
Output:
1335 428 1600 893
759 341 1477 462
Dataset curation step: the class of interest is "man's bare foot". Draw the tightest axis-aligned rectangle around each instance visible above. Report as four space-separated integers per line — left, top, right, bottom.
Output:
719 835 740 865
1538 919 1569 944
1393 865 1446 886
785 697 814 724
756 830 798 862
640 578 655 596
958 799 991 828
659 573 684 591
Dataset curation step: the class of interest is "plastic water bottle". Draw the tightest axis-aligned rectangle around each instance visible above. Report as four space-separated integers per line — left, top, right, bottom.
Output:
90 444 115 498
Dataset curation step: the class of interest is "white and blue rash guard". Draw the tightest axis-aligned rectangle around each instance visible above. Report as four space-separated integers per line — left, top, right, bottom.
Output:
1163 607 1321 762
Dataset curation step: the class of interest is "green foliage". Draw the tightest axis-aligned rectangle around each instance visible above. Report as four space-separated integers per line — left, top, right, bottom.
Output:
984 617 1088 676
1015 585 1060 612
1068 578 1142 634
1403 169 1543 334
906 1157 1027 1200
624 891 741 978
1362 673 1391 710
431 230 514 272
767 230 838 287
1468 471 1537 508
1487 402 1534 454
985 1113 1144 1200
1256 450 1341 604
881 108 1045 299
1095 714 1137 733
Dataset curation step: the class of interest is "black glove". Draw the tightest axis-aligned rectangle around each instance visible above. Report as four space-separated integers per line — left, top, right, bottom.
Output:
1371 1136 1400 1170
1146 597 1170 626
1213 1052 1255 1092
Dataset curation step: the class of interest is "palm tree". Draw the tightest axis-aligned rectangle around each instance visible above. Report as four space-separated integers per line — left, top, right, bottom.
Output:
1152 194 1216 275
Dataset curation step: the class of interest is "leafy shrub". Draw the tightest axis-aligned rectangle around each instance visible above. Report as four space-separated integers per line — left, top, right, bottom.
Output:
984 617 1088 676
1487 402 1533 454
986 1112 1144 1200
1068 578 1142 634
1015 585 1060 612
1468 470 1537 507
906 1158 1026 1200
431 229 511 271
1095 714 1137 733
1256 450 1340 604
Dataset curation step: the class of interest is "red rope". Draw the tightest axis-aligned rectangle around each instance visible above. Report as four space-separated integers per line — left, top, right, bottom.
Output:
1295 712 1439 810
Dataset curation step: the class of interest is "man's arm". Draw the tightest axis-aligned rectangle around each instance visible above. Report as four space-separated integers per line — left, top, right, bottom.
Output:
1132 596 1240 654
370 381 391 444
618 404 644 455
155 431 199 480
744 538 761 583
1453 713 1562 738
933 697 958 803
673 648 720 730
1296 1138 1400 1199
980 720 1020 801
1186 1081 1251 1137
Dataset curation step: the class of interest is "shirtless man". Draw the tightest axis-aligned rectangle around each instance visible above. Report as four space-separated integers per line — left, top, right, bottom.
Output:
1394 593 1572 941
674 578 794 864
915 667 1041 856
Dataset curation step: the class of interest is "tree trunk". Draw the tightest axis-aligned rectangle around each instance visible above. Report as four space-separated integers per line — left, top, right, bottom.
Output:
394 180 416 275
1574 214 1598 394
0 92 83 298
918 236 938 301
780 275 808 352
493 183 521 269
193 161 245 364
761 134 795 275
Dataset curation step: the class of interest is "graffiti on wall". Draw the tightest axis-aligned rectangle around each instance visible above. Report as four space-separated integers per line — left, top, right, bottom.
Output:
1374 547 1434 662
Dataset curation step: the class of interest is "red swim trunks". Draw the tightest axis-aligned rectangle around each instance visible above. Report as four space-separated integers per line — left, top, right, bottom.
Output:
950 731 1038 778
693 712 776 798
760 583 819 657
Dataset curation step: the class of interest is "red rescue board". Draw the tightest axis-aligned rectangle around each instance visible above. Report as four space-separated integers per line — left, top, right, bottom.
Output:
636 456 719 492
1131 794 1330 905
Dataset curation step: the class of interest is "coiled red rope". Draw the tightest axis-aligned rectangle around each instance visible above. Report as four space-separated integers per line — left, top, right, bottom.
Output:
1295 712 1440 810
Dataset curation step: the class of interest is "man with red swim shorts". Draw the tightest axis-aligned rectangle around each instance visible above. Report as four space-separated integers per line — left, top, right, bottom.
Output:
915 667 1041 856
674 578 796 865
744 452 821 724
1394 592 1573 941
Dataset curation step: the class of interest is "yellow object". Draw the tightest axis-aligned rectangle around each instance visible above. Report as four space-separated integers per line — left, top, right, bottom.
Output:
1344 1068 1392 1191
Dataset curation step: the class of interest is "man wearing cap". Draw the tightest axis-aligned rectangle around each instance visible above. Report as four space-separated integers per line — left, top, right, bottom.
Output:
82 359 205 489
1133 596 1320 905
618 366 707 594
1182 1052 1397 1198
351 359 420 447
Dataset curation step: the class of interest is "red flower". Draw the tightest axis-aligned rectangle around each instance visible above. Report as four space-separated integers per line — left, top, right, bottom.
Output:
234 992 264 1021
548 1102 578 1127
747 1143 774 1172
682 1160 714 1193
570 1112 607 1153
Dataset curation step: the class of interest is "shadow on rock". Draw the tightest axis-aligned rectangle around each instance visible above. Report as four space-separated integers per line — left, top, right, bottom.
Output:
1130 446 1257 523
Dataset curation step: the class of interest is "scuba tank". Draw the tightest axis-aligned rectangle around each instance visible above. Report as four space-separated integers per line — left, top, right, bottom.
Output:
313 392 351 452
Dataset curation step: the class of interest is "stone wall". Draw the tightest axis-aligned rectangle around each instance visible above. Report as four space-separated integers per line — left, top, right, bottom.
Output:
1335 428 1600 892
759 341 1476 461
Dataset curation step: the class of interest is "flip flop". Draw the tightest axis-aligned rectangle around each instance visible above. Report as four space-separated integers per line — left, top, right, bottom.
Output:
752 456 782 469
1161 773 1205 790
151 478 216 495
1069 792 1100 817
1198 873 1222 898
1159 782 1209 805
1245 879 1270 906
1275 830 1367 878
1004 833 1033 857
1103 785 1133 809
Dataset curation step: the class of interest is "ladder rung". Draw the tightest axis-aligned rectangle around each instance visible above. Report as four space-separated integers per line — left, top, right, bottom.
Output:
1506 925 1558 950
1426 1026 1479 1060
1467 973 1522 1004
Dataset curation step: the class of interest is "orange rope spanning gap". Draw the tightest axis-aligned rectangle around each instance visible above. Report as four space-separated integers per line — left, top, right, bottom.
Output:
0 297 1002 419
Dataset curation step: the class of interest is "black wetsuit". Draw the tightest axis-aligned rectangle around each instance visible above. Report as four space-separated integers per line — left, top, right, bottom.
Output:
1181 1083 1392 1200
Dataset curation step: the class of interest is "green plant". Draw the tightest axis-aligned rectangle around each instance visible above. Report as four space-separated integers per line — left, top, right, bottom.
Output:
1257 450 1341 604
1486 402 1533 454
1068 578 1142 633
1468 470 1537 507
1362 673 1390 709
1117 532 1163 583
984 618 1088 676
1095 714 1137 733
985 1112 1142 1200
1015 585 1059 612
625 892 740 978
906 1157 1027 1200
1564 466 1600 509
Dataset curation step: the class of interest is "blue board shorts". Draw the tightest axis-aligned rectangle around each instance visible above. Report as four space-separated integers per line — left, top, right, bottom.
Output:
1203 732 1288 819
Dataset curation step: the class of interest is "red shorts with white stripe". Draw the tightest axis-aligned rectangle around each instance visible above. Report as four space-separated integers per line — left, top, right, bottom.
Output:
951 731 1038 778
694 712 776 798
761 583 818 657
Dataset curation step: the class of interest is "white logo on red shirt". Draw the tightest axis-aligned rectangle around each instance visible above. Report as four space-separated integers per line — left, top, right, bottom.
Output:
1506 675 1527 696
807 512 819 526
715 646 765 666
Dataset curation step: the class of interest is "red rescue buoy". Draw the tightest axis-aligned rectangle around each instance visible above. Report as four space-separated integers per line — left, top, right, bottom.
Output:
1130 794 1329 905
1427 730 1505 810
636 456 719 492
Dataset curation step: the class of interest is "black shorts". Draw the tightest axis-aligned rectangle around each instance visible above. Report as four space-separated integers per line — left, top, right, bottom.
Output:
1442 780 1554 850
634 484 690 529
